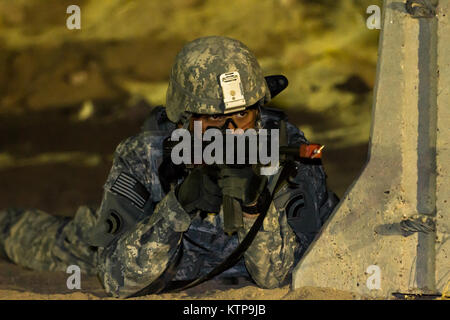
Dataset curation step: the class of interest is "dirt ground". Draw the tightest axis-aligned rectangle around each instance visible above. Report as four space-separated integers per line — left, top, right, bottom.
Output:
0 103 369 300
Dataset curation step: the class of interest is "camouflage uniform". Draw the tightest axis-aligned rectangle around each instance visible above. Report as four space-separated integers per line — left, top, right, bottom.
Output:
0 107 337 298
0 36 339 298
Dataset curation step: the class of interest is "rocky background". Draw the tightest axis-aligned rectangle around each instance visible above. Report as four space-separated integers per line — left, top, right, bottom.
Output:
0 0 382 299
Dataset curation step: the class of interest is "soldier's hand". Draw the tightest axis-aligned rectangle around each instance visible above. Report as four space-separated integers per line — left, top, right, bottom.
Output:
176 166 222 214
218 166 267 207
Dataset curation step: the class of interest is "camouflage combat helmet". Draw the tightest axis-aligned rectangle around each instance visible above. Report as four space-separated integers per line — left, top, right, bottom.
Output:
165 36 271 124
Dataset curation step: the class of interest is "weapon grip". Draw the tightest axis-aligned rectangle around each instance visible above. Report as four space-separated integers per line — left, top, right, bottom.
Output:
223 195 243 234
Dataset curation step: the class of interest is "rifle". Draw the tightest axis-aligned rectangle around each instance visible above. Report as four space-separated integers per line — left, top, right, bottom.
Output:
161 120 324 234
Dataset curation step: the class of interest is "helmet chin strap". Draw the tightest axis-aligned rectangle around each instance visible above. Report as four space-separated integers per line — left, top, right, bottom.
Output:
255 104 263 130
180 113 192 130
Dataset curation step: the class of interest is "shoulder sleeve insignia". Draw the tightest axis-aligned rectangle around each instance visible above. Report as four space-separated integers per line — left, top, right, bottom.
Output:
111 172 150 209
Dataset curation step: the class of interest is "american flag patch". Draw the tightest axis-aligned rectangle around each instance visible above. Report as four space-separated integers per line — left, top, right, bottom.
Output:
111 172 150 209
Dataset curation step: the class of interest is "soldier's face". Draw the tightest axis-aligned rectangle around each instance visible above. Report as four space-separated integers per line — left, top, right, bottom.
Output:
189 108 258 133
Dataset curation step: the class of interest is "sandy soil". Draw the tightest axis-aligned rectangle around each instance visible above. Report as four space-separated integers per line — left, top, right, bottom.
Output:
0 104 369 300
0 257 358 300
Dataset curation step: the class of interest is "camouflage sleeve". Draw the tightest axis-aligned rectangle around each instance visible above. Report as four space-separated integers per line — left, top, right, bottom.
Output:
234 120 338 289
237 162 338 289
92 135 192 298
284 122 339 260
237 200 299 289
276 161 339 266
0 206 98 275
96 189 190 298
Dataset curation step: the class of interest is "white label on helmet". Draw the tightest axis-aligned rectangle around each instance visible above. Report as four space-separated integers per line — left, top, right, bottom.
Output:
220 71 247 114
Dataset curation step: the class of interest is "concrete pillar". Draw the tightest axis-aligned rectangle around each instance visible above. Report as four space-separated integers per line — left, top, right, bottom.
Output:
435 0 450 296
292 0 448 298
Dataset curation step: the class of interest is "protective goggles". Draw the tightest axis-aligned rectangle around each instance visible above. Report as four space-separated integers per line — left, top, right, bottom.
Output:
191 105 259 132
